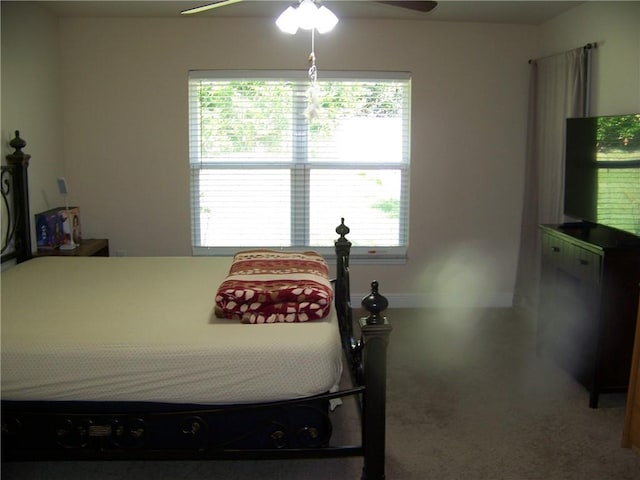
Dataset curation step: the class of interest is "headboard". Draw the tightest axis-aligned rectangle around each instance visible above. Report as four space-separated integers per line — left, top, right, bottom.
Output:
1 131 32 264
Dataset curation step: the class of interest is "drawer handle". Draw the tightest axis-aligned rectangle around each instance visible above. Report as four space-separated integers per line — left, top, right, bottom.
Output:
579 259 589 266
551 246 560 253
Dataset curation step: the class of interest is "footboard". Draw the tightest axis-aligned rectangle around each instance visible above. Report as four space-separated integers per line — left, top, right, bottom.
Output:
2 280 393 479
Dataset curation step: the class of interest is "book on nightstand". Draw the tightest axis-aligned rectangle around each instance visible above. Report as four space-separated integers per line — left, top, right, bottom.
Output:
35 207 81 250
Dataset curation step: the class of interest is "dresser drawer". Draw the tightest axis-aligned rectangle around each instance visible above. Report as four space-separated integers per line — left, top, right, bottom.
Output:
541 234 601 284
541 233 566 264
566 244 602 285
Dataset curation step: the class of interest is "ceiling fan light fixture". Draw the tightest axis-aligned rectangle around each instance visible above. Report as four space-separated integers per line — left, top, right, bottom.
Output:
276 0 338 34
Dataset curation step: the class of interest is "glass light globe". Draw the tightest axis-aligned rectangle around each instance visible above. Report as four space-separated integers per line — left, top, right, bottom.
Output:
276 5 299 34
297 0 319 30
315 5 339 34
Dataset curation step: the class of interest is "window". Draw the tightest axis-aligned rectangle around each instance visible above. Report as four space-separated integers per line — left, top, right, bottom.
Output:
594 115 640 236
188 70 410 259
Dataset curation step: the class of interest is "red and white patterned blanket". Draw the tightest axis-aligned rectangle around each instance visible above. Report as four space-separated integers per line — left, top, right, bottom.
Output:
215 250 334 324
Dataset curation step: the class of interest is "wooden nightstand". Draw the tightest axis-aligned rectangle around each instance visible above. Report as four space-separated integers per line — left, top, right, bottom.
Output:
34 238 109 257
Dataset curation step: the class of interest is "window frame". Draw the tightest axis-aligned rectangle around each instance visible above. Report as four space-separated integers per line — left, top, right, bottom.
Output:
189 70 411 262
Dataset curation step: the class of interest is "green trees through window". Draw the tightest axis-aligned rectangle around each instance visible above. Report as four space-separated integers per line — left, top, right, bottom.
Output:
595 114 640 236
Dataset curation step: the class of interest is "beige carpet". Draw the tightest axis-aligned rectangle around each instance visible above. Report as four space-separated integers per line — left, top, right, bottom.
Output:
3 308 640 479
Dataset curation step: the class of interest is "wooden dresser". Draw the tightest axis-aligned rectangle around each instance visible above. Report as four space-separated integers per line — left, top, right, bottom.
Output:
537 224 640 408
622 292 640 453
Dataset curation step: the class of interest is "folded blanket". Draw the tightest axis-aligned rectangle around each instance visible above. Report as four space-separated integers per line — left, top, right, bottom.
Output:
215 250 334 323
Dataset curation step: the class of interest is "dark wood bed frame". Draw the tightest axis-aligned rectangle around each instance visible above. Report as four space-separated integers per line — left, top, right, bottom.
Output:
1 132 393 480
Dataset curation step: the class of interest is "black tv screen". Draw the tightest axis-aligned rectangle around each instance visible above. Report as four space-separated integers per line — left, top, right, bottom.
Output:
564 113 640 237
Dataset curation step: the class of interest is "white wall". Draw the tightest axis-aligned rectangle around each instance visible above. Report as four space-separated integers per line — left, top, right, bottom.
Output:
540 1 640 115
55 15 537 306
3 2 638 307
1 2 63 251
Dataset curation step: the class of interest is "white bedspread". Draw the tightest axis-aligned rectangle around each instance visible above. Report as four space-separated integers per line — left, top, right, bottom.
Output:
1 257 342 404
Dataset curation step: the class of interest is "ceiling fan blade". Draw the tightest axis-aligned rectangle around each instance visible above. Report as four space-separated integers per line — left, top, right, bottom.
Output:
376 1 438 13
181 0 245 15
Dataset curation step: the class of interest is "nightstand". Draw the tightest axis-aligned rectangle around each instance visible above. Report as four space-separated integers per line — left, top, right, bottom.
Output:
34 238 109 257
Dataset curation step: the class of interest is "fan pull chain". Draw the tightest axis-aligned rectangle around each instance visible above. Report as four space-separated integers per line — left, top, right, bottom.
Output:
304 28 321 121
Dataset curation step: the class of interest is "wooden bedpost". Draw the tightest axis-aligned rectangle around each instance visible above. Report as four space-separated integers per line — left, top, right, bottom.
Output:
4 131 32 263
360 281 392 480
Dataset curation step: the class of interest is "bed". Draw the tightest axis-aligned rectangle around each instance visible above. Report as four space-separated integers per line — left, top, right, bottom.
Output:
0 132 392 480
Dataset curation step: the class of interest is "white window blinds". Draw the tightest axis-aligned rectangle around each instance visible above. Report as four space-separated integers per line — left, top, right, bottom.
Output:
189 70 411 259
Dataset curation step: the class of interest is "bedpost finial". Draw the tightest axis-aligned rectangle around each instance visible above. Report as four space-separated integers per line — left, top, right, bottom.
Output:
9 131 26 154
335 218 352 256
335 218 350 239
6 131 30 166
361 280 389 325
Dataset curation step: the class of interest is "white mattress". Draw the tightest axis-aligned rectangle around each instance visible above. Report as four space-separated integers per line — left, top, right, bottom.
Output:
1 256 342 404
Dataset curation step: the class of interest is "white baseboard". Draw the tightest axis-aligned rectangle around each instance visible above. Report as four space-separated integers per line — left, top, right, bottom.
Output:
351 292 514 309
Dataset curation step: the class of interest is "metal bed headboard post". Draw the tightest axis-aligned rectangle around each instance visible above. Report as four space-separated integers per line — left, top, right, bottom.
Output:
1 131 32 264
335 218 355 355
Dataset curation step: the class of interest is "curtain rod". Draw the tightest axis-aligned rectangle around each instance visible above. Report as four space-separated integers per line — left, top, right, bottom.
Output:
528 42 597 64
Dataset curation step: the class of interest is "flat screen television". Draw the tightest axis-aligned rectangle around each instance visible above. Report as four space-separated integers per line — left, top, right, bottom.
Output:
564 113 640 238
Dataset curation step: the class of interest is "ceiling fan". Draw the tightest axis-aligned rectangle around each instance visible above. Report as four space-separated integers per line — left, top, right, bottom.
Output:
181 0 438 16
